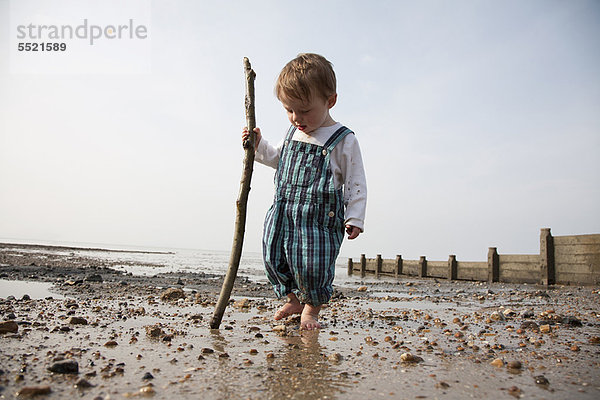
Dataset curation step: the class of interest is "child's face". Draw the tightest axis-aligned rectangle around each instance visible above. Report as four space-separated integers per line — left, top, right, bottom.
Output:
280 93 337 135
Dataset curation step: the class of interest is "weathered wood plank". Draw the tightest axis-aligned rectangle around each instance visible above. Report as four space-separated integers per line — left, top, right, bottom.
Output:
500 262 540 271
499 254 540 262
554 244 600 255
556 264 593 274
555 253 600 265
556 272 599 285
554 234 600 246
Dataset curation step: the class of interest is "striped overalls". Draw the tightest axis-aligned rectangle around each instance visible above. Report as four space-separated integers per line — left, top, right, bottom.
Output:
263 125 352 306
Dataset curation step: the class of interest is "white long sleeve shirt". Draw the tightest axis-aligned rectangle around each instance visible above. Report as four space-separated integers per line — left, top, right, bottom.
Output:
255 122 367 232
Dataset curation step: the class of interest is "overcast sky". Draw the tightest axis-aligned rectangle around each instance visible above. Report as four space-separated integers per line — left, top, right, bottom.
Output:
1 0 599 262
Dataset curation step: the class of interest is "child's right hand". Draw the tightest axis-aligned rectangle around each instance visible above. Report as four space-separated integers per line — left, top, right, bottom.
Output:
242 127 261 150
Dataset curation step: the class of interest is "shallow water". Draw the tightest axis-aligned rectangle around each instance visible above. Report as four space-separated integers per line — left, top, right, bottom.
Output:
0 279 65 299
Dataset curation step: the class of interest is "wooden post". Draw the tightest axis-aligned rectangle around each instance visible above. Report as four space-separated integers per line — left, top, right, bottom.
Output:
487 247 499 283
419 256 427 278
210 58 257 329
540 228 555 286
360 254 366 278
375 254 382 278
347 258 353 276
395 255 403 278
448 255 457 280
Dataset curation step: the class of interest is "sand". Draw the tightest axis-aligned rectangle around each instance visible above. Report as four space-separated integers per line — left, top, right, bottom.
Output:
1 243 599 399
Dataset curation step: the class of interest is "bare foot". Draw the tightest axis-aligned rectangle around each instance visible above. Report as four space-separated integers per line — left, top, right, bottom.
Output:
300 304 322 330
274 294 304 321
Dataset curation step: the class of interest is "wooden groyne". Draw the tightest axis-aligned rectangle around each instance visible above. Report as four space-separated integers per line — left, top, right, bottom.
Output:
348 228 600 286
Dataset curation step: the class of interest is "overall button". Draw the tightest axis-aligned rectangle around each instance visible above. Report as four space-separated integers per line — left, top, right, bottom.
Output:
322 149 328 156
328 211 335 217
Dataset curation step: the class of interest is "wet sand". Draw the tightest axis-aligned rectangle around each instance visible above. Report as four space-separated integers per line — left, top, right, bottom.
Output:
1 244 599 399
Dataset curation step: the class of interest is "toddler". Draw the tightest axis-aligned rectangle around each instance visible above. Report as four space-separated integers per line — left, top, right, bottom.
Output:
243 53 367 330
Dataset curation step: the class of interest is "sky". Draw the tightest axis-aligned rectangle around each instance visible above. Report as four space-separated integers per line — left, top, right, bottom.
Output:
1 0 599 262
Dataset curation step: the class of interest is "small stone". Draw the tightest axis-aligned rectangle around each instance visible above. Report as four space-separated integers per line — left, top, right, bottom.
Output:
490 358 504 367
145 325 164 338
249 349 258 355
589 336 600 344
160 288 185 302
272 325 286 333
142 372 154 380
490 311 504 321
562 316 582 327
508 386 521 397
502 309 516 317
139 386 156 397
534 375 549 385
400 353 423 363
16 385 51 397
201 348 214 354
67 317 88 325
21 294 31 301
48 360 79 374
507 360 522 369
74 378 94 389
570 344 580 352
435 381 450 389
104 340 118 347
357 286 367 292
539 324 551 333
520 321 539 331
85 274 103 282
234 298 250 308
0 321 18 334
328 353 343 363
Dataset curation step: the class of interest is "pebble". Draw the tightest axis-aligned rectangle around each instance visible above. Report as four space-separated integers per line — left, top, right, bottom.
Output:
142 372 154 380
400 353 423 363
490 358 504 367
539 324 551 333
85 274 103 282
16 385 51 398
67 317 88 325
0 321 18 334
490 311 504 321
160 288 185 302
519 321 539 331
507 360 522 370
534 375 549 385
138 386 156 397
48 360 79 374
328 353 343 363
357 286 367 292
74 378 94 389
234 298 250 308
104 340 118 347
145 325 164 338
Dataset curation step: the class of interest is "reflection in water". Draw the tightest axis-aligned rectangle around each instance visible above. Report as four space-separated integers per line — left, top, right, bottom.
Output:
264 331 349 399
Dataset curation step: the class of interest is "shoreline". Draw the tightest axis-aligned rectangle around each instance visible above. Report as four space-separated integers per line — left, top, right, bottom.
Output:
1 243 599 399
0 242 175 255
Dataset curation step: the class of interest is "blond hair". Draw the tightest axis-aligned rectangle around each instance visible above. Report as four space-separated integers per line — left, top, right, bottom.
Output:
275 53 336 103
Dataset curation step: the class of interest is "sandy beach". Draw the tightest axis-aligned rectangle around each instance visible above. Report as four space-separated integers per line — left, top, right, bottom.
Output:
1 243 599 399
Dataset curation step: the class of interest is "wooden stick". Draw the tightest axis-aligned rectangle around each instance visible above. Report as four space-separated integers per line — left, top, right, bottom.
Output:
210 57 257 329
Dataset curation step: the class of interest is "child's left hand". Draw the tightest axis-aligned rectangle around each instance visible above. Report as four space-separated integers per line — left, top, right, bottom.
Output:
346 225 361 240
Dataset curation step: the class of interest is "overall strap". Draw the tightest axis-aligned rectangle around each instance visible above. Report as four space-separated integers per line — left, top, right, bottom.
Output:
324 126 353 151
284 125 297 143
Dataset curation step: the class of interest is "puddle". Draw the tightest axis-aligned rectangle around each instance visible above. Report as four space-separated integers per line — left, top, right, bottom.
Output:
0 279 65 299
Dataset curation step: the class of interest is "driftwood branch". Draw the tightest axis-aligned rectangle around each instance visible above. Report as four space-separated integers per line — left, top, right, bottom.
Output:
210 57 256 329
